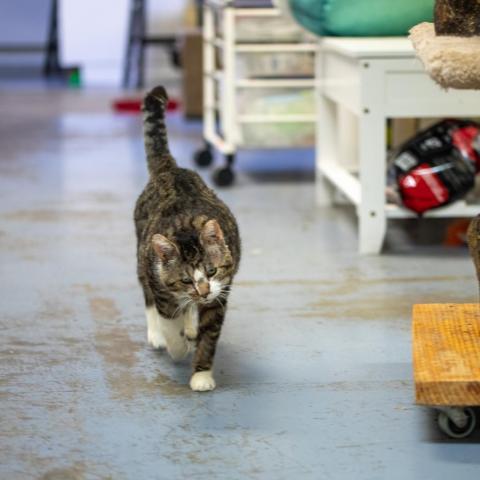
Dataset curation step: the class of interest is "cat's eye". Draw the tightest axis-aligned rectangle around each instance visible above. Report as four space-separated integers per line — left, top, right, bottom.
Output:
206 267 217 277
181 277 193 284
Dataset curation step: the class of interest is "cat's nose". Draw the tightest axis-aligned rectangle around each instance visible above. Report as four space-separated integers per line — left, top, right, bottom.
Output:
196 281 210 298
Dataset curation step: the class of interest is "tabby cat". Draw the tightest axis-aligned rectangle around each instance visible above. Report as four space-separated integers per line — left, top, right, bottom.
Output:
134 86 241 391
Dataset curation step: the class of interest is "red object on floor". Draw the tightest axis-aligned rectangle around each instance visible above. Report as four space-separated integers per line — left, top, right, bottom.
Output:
112 97 180 113
166 98 180 112
112 99 141 113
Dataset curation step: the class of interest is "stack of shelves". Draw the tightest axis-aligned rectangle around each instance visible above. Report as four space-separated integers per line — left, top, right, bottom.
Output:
196 0 317 186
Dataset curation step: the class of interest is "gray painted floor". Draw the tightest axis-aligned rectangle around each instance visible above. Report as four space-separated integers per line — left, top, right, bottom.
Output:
1 87 479 480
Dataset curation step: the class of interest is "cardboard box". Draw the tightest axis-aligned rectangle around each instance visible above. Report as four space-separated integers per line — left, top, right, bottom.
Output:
181 30 203 118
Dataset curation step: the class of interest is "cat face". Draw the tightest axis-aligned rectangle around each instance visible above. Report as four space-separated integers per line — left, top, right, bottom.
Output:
152 220 232 305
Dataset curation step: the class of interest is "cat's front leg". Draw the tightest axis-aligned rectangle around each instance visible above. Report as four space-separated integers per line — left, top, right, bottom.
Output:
183 305 198 342
183 307 199 356
189 304 225 392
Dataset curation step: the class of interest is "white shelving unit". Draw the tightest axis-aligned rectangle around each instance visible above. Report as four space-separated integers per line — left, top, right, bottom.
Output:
316 36 480 254
195 0 317 186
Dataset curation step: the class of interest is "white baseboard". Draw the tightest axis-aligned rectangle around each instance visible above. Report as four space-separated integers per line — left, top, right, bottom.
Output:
82 63 181 88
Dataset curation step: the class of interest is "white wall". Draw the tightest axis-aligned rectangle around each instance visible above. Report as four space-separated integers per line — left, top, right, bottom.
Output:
60 0 189 87
0 0 50 68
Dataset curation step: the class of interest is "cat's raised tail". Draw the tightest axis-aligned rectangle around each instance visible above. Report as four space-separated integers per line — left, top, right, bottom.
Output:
142 85 177 176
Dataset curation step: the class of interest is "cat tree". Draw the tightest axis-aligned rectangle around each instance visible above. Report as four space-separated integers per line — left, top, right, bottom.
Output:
411 2 480 438
409 0 480 89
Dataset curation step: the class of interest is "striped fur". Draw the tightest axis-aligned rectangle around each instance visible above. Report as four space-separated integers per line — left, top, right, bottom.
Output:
142 86 176 176
134 86 241 390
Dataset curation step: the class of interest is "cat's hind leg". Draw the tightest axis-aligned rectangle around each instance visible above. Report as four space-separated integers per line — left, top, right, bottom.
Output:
160 314 190 362
148 305 199 362
146 305 167 350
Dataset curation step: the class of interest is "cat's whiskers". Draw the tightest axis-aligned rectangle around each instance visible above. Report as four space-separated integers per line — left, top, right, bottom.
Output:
214 298 226 314
169 296 191 321
216 286 230 300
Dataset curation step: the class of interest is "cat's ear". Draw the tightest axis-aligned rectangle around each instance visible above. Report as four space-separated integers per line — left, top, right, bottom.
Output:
200 220 227 263
200 219 225 247
152 234 179 261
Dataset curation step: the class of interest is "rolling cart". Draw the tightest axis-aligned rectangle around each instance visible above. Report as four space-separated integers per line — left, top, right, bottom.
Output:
413 217 480 439
195 0 317 186
413 303 479 438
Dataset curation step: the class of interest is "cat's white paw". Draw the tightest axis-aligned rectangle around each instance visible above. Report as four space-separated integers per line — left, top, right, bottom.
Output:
147 329 166 349
184 325 197 341
190 371 216 392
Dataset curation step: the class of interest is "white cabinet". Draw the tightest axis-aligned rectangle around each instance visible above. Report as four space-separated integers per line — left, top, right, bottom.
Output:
316 37 480 254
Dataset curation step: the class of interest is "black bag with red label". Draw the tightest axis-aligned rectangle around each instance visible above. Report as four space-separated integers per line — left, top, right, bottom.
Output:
388 119 480 214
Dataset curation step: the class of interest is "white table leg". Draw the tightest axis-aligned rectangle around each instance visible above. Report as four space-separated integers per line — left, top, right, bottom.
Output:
315 92 337 206
357 108 387 254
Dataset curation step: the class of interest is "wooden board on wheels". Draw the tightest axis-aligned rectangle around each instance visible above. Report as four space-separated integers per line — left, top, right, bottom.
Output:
413 303 480 406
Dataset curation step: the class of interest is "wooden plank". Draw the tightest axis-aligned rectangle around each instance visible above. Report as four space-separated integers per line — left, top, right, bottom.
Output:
413 304 480 406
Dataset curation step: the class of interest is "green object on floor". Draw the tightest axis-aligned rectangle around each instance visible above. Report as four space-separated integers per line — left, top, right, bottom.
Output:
289 0 434 36
67 68 81 88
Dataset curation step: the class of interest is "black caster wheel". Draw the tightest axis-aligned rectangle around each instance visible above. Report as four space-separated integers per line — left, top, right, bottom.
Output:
194 148 213 168
213 167 235 187
438 408 476 439
169 44 181 68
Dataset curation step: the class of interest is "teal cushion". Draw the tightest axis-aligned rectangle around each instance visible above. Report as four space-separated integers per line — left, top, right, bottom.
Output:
289 0 434 36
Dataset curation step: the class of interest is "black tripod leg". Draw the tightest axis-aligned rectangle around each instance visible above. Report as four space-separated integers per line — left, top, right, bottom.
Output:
136 0 146 89
43 0 61 77
123 0 136 88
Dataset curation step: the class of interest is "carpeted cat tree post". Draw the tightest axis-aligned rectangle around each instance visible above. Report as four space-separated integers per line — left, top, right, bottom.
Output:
409 0 480 89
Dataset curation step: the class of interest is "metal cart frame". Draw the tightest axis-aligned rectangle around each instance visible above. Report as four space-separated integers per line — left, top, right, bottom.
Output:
195 0 317 186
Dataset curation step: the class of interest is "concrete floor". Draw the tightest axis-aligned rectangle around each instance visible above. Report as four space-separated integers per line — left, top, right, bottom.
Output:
1 86 479 480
